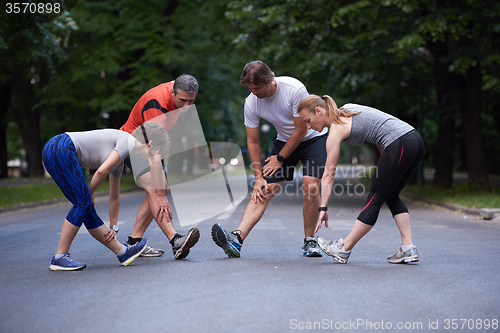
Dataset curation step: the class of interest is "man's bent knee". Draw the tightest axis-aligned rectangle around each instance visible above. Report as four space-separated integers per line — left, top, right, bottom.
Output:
302 178 321 201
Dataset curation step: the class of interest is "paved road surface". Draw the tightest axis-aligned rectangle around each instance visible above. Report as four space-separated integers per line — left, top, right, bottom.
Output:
1 176 499 333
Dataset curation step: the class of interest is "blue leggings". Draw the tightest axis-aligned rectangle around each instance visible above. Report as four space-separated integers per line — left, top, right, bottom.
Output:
42 133 104 229
357 130 425 226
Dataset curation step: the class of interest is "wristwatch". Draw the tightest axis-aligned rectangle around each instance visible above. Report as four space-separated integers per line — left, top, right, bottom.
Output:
277 153 285 163
318 206 328 212
111 225 119 233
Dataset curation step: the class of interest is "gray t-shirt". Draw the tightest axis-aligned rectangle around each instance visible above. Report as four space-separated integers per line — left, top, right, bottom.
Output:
66 129 136 178
342 104 414 149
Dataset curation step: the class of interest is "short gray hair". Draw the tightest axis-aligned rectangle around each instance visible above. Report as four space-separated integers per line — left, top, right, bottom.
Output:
173 74 199 94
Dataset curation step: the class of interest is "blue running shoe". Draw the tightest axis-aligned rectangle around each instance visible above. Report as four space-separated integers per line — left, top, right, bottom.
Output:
211 223 242 258
118 238 148 266
303 237 323 257
50 253 86 271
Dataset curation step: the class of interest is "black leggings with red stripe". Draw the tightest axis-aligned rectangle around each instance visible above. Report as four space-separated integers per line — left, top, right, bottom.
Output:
357 130 424 226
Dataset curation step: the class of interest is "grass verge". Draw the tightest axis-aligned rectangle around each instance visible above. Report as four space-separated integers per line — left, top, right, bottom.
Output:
402 182 500 209
0 175 139 208
2 176 499 210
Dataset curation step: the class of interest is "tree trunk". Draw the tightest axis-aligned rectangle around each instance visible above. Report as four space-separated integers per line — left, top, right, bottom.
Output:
108 110 129 130
433 106 455 188
17 110 44 177
0 83 13 179
166 131 184 177
12 81 44 177
429 42 455 188
454 63 490 191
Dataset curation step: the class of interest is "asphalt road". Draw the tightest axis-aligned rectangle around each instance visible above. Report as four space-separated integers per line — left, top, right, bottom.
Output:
1 176 499 333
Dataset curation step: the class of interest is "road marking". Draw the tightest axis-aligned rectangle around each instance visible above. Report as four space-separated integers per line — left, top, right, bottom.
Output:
253 218 286 230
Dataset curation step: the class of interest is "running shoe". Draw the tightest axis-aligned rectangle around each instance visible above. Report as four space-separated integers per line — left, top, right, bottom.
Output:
317 236 351 264
388 245 419 264
118 238 148 266
50 253 86 271
303 237 323 257
171 228 200 260
211 223 242 258
140 245 165 257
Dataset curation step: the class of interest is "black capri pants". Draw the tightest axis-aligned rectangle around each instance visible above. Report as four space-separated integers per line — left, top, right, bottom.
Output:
357 130 425 226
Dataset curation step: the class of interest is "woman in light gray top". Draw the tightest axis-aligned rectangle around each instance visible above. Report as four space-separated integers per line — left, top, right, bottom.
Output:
42 122 169 270
298 95 424 264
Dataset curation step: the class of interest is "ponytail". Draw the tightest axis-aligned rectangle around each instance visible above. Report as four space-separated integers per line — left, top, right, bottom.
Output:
322 95 343 125
298 94 360 125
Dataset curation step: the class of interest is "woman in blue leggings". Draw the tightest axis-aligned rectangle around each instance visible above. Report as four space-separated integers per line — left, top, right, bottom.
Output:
42 124 166 270
298 95 424 264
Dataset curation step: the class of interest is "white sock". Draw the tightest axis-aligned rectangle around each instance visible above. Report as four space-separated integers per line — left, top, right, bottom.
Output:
54 253 66 259
116 245 127 256
402 244 414 251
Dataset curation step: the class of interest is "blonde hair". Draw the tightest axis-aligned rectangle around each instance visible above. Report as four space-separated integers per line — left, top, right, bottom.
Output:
298 94 360 125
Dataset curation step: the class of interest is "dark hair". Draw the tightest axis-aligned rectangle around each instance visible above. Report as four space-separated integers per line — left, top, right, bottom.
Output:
240 60 275 85
173 74 199 94
135 121 170 157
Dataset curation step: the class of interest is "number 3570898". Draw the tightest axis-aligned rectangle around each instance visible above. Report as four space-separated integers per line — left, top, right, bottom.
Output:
6 2 61 14
443 319 498 330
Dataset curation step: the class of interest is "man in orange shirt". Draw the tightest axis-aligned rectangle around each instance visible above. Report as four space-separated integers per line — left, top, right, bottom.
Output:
120 74 200 259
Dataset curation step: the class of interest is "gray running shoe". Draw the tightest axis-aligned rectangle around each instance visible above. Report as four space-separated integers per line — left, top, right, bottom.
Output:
172 228 200 260
140 246 165 257
388 245 419 264
302 237 322 257
317 236 351 264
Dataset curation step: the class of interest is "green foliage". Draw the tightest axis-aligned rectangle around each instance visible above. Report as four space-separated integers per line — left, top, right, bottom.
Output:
34 0 248 145
2 0 499 180
224 0 500 178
